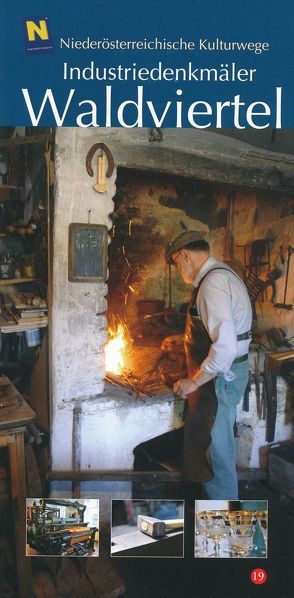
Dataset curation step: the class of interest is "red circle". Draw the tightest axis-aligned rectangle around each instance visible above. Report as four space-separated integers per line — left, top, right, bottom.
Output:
250 569 267 585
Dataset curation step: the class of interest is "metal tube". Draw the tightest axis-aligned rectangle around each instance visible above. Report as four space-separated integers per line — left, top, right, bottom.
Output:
168 264 172 308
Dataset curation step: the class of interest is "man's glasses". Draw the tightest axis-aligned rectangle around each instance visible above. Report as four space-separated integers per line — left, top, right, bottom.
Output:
172 249 182 267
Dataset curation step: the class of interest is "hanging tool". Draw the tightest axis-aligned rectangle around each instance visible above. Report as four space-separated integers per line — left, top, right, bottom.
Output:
247 265 282 306
85 142 115 194
92 152 106 193
242 373 251 412
274 246 293 310
254 353 262 419
264 354 277 442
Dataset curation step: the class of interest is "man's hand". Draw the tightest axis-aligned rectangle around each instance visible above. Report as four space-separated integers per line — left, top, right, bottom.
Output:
173 378 199 398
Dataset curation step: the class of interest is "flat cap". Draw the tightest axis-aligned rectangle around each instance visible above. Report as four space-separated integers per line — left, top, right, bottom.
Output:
165 230 208 264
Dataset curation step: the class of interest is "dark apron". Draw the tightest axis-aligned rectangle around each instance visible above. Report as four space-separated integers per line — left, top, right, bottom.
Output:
182 283 217 482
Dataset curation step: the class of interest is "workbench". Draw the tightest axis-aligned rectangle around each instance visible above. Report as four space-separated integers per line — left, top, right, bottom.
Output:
111 524 184 557
0 398 36 598
264 349 294 441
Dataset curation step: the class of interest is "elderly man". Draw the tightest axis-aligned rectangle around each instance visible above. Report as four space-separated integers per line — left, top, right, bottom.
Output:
165 230 252 499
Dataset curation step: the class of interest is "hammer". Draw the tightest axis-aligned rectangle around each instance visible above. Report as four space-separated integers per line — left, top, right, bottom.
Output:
137 515 184 538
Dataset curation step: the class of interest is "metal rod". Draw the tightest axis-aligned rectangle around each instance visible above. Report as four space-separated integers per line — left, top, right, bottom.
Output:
168 264 172 308
228 191 235 259
49 470 182 482
48 469 266 482
72 402 82 498
46 135 54 461
283 246 293 305
105 374 153 397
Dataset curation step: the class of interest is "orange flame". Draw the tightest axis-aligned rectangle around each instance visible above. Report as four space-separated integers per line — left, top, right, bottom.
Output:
105 321 131 375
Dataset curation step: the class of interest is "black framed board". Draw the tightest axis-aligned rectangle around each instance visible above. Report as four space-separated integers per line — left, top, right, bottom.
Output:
68 223 108 282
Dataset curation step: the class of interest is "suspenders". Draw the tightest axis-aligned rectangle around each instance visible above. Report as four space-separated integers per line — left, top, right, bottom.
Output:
189 267 252 341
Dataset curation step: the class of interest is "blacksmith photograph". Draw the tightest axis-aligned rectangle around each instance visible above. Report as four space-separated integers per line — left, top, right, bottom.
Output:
0 126 293 595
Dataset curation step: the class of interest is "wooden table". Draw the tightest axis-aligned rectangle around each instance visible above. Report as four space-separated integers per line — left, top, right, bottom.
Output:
0 398 36 598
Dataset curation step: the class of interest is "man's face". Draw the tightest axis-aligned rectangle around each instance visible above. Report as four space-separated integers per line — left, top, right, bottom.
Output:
172 249 196 284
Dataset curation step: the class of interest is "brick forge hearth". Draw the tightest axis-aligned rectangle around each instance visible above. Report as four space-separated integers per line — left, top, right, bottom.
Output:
50 128 294 495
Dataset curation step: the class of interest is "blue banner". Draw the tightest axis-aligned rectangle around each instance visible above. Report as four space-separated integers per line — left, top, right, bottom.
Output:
1 0 293 127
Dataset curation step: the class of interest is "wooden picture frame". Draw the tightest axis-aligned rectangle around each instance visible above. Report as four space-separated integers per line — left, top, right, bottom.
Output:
68 223 108 282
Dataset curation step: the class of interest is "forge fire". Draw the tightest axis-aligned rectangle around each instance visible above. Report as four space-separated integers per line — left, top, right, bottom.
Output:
105 321 131 375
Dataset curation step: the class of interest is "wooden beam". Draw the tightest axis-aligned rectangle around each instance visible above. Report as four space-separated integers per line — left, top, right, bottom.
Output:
49 469 182 482
0 134 53 148
49 467 267 483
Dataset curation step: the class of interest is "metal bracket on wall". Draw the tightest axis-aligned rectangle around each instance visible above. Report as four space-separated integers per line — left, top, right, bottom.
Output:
148 128 163 142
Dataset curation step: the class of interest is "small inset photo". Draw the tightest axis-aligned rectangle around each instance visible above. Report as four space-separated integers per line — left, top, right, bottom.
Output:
111 499 184 557
195 500 268 558
26 498 99 556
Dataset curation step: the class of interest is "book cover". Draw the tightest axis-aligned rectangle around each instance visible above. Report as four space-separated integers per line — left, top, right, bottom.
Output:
0 1 293 597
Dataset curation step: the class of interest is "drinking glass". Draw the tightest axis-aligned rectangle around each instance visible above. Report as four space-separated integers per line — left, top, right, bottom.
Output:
225 510 257 525
227 523 255 557
195 511 208 555
257 510 268 555
225 511 257 557
203 511 228 557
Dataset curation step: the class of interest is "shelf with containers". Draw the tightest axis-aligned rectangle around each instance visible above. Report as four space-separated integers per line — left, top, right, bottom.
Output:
0 129 50 373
